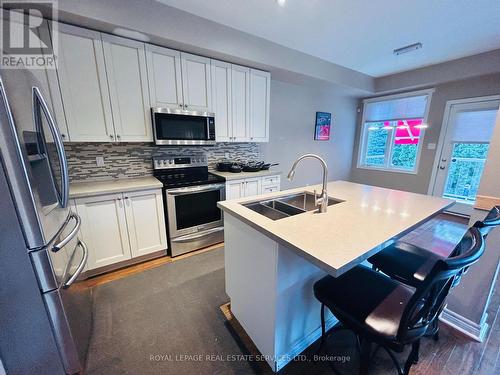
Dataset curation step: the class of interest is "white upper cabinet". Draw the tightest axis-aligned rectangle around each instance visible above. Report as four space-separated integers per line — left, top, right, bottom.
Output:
211 60 232 142
102 34 152 142
180 52 212 112
249 69 271 142
56 24 114 142
145 45 183 109
231 64 250 142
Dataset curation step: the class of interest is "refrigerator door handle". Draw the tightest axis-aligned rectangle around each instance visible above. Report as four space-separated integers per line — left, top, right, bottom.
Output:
33 86 69 208
52 212 81 252
63 240 88 288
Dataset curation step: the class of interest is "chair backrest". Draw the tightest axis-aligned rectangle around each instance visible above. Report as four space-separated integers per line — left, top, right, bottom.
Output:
397 226 485 342
473 205 500 238
450 205 499 281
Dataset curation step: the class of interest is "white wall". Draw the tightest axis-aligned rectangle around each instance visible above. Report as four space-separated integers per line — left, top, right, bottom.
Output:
261 80 358 190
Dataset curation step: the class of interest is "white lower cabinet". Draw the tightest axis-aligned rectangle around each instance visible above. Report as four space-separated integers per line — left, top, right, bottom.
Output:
124 190 167 258
243 177 262 197
75 189 167 271
225 175 280 200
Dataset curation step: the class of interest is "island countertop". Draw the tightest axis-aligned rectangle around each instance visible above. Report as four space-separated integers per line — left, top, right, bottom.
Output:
218 180 454 276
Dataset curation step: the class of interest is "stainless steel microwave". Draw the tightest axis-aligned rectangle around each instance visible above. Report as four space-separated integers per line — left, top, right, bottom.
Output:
152 107 216 145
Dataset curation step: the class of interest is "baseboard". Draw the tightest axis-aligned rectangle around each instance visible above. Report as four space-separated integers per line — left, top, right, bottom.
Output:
439 308 489 342
275 316 339 371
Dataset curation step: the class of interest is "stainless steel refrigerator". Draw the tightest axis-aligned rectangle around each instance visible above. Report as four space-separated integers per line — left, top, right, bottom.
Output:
0 68 92 373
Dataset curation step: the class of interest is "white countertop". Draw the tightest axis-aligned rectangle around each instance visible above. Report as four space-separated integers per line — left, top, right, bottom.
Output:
70 176 163 198
210 169 281 180
218 180 453 276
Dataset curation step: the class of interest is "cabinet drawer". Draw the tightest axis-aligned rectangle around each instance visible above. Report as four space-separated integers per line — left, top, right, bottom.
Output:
262 184 280 194
262 175 280 186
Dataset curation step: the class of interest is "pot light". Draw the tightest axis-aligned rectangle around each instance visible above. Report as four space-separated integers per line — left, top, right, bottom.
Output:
393 42 422 55
276 0 286 7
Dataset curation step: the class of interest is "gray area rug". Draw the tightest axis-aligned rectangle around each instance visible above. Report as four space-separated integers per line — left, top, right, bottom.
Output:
85 248 255 374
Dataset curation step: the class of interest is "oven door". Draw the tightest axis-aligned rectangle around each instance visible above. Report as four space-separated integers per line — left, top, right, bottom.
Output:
152 108 216 145
165 183 225 238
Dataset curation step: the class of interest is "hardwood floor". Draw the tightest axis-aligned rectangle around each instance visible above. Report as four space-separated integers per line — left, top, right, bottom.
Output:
218 213 500 374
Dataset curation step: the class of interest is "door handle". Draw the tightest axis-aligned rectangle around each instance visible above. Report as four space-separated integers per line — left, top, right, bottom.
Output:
439 166 445 170
63 240 88 288
33 86 69 208
52 212 81 252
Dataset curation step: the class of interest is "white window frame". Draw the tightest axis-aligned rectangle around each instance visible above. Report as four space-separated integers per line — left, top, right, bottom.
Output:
356 88 434 174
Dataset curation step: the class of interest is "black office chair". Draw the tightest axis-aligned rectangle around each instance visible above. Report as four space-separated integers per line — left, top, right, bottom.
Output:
367 206 499 288
313 227 485 375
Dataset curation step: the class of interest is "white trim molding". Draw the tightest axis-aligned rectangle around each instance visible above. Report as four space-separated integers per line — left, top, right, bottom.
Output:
439 308 489 342
356 88 434 174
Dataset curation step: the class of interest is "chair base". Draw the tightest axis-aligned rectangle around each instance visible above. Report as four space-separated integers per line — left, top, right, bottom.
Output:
318 303 421 375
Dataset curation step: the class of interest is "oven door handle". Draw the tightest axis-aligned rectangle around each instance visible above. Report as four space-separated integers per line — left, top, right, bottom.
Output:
166 184 225 195
171 227 224 243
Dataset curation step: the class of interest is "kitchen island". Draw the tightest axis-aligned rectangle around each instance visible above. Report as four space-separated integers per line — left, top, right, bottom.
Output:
218 181 453 372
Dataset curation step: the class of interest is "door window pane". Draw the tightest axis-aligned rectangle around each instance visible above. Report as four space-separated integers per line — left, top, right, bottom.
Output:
443 143 489 203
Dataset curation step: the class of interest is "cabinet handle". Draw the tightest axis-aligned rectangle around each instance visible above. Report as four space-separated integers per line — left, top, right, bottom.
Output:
109 134 114 140
179 104 183 108
61 133 66 139
117 135 121 140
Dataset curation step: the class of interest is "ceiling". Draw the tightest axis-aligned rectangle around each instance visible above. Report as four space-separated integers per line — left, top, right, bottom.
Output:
157 0 500 77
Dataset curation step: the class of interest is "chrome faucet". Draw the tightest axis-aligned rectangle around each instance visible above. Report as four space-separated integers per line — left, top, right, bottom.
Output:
287 154 329 213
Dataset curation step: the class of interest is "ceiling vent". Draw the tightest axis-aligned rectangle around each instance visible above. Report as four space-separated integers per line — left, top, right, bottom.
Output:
393 43 423 55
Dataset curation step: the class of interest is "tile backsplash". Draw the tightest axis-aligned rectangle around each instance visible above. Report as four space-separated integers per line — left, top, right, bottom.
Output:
65 142 260 182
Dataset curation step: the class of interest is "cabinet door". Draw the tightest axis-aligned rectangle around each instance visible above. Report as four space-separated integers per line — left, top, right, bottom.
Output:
102 34 152 142
145 44 183 109
226 180 244 200
56 24 114 142
231 65 250 142
75 193 132 270
243 178 262 197
180 52 212 111
123 189 167 258
249 69 271 142
211 60 232 142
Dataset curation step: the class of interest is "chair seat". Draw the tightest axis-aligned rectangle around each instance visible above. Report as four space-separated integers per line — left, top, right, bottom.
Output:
314 265 413 341
368 242 443 287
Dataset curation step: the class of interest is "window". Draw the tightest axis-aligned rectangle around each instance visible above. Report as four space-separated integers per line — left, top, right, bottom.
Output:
357 90 433 173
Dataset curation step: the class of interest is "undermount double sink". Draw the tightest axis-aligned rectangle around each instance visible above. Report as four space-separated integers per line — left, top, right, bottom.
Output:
243 192 343 220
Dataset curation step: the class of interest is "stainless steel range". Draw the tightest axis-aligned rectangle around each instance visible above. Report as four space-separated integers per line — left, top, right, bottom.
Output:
153 155 226 256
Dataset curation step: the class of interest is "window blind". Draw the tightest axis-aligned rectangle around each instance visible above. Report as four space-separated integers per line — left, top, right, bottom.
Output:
365 95 428 122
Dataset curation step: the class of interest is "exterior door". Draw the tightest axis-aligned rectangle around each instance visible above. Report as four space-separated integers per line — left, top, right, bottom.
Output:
431 97 500 215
